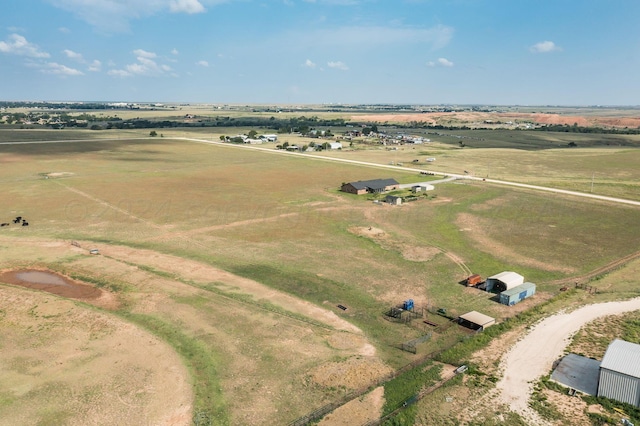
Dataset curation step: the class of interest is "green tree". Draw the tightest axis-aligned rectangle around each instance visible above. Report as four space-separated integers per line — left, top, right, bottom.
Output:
150 130 157 137
247 130 258 139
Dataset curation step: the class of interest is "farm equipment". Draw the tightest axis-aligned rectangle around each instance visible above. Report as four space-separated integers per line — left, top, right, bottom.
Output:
465 274 484 287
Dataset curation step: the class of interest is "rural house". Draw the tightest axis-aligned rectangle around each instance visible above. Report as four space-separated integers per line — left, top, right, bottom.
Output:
341 178 400 195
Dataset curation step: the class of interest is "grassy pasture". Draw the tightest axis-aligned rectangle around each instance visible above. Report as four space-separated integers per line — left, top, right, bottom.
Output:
1 135 639 424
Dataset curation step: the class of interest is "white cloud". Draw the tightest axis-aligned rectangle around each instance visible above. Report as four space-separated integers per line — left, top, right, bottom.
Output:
88 60 102 71
327 60 348 70
530 40 561 53
133 49 157 58
63 49 84 61
171 48 179 55
109 49 173 77
303 59 316 68
196 60 209 67
41 62 84 76
46 0 217 32
170 0 205 14
0 34 50 58
59 27 71 33
428 57 453 67
108 69 130 77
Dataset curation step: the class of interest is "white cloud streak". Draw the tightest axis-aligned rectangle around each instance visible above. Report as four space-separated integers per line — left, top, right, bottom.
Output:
428 57 453 67
196 60 209 67
63 49 84 61
327 61 348 70
109 49 173 77
0 34 50 58
46 0 220 32
42 62 84 76
303 59 316 68
530 40 561 53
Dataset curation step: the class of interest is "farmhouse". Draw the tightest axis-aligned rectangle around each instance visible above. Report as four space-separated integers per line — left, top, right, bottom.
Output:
485 271 524 292
598 339 640 407
328 142 343 150
458 311 495 331
341 178 399 195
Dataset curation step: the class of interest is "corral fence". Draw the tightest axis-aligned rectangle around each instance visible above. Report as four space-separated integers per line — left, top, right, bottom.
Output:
574 282 598 294
399 333 433 354
287 348 455 426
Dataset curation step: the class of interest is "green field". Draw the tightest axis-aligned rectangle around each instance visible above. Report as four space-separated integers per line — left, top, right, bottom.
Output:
1 129 639 425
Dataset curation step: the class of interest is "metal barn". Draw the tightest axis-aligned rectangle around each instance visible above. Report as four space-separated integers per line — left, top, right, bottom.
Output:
485 271 524 292
458 311 495 331
499 282 536 306
598 339 640 407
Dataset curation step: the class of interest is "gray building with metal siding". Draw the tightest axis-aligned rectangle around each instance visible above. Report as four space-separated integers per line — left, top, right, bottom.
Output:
598 339 640 407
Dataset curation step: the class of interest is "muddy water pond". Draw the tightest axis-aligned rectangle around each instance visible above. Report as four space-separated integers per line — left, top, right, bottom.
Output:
0 269 102 299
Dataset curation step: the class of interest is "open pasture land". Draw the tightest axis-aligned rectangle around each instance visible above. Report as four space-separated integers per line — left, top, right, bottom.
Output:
1 136 639 424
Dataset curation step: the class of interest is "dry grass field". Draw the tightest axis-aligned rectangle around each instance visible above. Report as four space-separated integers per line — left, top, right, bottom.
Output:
0 129 639 425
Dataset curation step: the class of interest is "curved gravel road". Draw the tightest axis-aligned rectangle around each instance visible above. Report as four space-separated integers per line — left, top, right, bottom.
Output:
496 297 640 425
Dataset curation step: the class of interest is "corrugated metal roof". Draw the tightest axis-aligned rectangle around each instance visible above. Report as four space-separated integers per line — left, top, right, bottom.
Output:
459 311 495 326
500 282 536 297
600 339 640 379
488 271 524 285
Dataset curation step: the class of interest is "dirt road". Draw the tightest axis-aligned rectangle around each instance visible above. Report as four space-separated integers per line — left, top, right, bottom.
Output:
496 297 640 425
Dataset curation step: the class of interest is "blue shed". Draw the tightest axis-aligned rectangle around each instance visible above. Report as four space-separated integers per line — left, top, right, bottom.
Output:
499 282 536 306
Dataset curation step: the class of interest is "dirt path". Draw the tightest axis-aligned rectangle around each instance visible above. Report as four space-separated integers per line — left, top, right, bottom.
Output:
496 297 640 425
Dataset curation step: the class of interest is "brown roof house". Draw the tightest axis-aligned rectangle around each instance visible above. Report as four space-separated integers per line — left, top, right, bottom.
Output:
341 178 399 195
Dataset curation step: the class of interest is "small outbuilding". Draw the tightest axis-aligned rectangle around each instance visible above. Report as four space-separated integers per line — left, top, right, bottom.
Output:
499 282 536 306
485 271 524 292
598 339 640 407
458 311 495 331
385 195 402 205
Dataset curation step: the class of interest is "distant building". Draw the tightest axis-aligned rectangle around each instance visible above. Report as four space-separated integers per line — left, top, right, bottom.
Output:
328 142 343 150
260 134 278 142
341 178 400 195
598 339 640 407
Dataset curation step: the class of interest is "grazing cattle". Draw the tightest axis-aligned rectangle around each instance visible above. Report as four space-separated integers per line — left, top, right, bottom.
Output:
22 222 29 227
0 223 9 227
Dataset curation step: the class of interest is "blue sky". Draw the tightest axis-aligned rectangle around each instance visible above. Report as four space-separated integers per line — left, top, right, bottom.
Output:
1 0 639 105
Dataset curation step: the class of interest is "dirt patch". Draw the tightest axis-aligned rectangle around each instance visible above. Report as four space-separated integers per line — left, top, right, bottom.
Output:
349 226 440 262
45 172 75 178
309 357 393 390
318 386 385 426
542 389 591 425
0 269 102 300
351 112 640 129
0 286 192 426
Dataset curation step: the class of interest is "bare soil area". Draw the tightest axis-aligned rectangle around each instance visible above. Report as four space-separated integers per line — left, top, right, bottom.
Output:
352 112 640 128
318 386 385 426
0 286 192 426
309 357 394 390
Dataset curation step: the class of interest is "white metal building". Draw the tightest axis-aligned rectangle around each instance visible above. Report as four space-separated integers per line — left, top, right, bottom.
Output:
485 271 524 292
598 339 640 407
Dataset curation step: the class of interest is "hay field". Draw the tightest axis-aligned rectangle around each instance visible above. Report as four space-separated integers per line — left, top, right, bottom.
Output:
1 135 639 424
